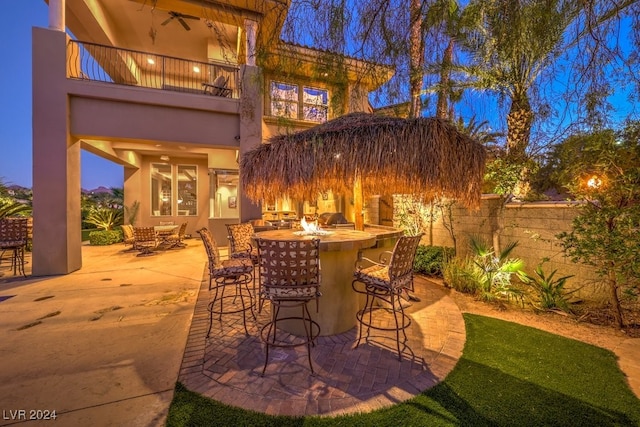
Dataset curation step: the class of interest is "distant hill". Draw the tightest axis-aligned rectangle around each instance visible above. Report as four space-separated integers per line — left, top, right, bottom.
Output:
82 186 113 195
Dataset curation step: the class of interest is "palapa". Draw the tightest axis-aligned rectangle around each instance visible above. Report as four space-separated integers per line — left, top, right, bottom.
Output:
241 112 486 229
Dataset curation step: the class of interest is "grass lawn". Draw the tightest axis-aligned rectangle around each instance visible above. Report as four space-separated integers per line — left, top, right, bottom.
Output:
167 314 640 426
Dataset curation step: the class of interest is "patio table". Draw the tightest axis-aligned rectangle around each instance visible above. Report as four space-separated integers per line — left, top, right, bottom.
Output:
154 225 179 247
254 228 376 336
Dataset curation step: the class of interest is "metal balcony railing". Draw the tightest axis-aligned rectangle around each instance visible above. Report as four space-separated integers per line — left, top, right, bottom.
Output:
67 40 239 99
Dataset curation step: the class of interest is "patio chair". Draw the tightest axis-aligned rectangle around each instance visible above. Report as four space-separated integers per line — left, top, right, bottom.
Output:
202 75 231 97
351 234 423 360
197 227 254 336
0 217 29 277
227 222 260 304
256 237 321 375
121 224 136 250
166 222 187 248
133 226 157 256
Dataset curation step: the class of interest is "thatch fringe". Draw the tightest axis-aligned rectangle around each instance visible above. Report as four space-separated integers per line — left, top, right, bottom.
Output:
241 112 486 209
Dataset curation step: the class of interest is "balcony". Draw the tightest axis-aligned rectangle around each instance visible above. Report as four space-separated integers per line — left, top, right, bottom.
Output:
67 40 239 99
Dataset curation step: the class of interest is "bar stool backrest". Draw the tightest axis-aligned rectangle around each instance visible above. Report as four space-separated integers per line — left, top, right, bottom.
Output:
226 223 254 254
388 234 423 281
256 238 321 299
197 227 222 270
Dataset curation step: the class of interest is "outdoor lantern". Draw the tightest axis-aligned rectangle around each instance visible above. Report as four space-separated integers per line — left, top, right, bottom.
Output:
587 175 602 189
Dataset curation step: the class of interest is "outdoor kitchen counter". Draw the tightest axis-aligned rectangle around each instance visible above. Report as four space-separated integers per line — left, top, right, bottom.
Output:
254 229 377 336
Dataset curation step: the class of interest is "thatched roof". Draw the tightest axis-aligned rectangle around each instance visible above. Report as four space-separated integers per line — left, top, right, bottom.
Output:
240 112 487 208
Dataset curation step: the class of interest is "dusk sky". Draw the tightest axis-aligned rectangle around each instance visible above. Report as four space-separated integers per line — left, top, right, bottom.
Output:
1 2 635 190
0 1 123 190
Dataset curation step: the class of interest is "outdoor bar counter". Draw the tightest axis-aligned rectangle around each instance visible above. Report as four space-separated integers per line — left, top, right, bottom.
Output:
254 228 378 336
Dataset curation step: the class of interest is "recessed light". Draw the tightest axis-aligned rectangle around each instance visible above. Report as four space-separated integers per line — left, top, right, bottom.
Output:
147 58 155 65
193 66 200 73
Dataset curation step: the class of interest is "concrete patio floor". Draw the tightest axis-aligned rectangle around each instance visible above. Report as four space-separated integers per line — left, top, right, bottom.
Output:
1 239 638 425
0 240 206 426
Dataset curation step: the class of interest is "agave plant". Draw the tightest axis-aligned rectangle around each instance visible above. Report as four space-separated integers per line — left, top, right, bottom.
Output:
467 235 525 302
84 207 123 231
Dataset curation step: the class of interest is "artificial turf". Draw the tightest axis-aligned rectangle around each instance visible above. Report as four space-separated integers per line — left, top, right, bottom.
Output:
167 313 640 426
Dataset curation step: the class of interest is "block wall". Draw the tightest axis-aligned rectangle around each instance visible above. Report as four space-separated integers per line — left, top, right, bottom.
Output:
422 195 604 300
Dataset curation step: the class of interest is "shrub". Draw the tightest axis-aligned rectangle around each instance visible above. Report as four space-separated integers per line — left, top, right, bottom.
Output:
443 257 478 294
413 245 455 277
89 229 122 246
84 207 123 231
467 236 525 303
519 262 576 313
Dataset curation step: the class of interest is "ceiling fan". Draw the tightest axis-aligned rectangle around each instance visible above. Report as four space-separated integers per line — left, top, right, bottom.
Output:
161 11 200 31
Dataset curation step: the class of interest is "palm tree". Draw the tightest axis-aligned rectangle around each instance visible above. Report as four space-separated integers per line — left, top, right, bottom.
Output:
457 0 638 161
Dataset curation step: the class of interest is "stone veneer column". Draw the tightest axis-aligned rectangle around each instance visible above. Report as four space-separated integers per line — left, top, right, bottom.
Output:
238 65 263 222
32 27 82 275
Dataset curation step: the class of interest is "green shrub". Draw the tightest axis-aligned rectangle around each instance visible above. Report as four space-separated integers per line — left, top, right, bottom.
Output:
519 262 576 313
468 236 525 303
88 229 122 246
413 245 455 277
443 257 478 294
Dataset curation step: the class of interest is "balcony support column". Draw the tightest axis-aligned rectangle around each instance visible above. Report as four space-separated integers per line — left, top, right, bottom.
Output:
32 27 82 275
49 0 65 31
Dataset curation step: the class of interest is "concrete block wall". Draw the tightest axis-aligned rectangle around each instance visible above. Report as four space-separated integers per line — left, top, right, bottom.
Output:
422 195 602 300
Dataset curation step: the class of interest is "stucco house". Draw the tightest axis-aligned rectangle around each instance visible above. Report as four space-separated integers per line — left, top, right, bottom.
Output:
32 0 392 275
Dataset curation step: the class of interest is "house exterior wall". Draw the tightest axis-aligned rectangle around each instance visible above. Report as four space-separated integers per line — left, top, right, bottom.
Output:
32 27 248 275
32 5 390 275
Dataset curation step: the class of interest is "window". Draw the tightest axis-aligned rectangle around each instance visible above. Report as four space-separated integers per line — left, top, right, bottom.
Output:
209 169 239 218
151 163 172 216
177 165 197 216
151 164 198 216
270 81 328 123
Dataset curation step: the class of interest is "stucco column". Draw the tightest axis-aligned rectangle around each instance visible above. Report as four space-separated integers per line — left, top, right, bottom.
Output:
49 0 65 31
32 27 82 275
238 65 263 222
244 19 258 66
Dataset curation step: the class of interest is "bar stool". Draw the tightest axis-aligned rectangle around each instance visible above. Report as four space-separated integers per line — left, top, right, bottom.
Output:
197 228 254 336
227 222 262 309
351 234 423 360
256 237 321 375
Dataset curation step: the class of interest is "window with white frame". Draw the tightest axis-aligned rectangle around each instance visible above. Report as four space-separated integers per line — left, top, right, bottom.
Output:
177 165 197 216
270 81 328 123
151 163 198 216
151 163 172 216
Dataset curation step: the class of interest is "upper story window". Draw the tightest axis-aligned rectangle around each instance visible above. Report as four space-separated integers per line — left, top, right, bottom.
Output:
270 81 328 123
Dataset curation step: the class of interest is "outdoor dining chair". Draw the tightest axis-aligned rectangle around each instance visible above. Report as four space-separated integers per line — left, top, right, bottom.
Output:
0 217 29 277
197 227 254 336
255 237 321 375
133 226 157 256
351 234 423 360
166 222 188 248
121 224 135 251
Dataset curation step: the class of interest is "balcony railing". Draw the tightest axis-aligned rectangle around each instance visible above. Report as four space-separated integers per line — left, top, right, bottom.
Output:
67 40 239 99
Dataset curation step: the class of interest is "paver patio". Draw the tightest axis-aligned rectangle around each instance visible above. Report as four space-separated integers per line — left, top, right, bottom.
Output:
179 272 466 416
